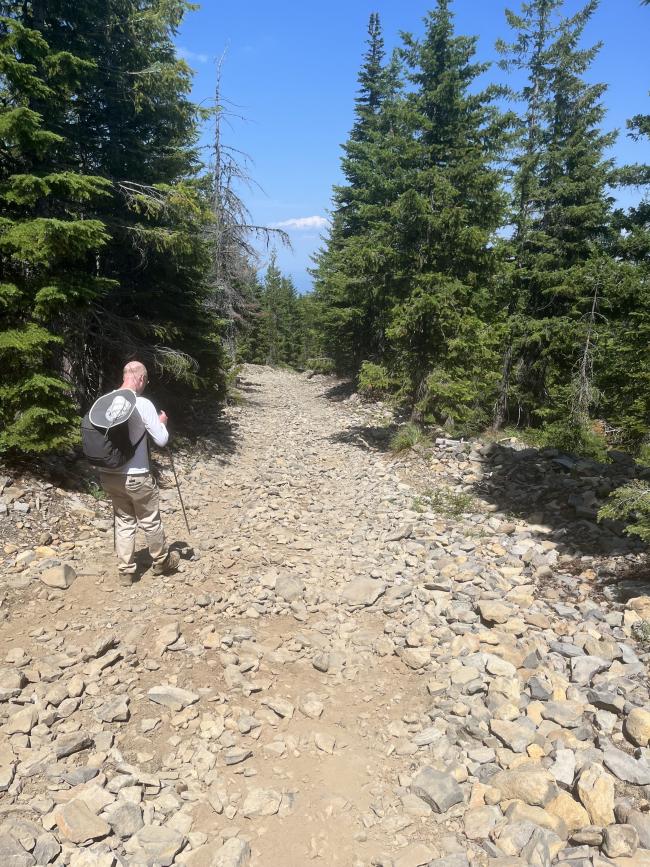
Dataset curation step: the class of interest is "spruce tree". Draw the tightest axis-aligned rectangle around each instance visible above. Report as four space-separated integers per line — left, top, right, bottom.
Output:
495 0 616 443
385 0 507 427
260 254 303 367
311 13 403 369
0 5 112 452
0 0 224 454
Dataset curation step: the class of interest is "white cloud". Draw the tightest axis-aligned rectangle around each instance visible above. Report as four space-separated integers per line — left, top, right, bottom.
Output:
273 215 329 231
177 46 209 65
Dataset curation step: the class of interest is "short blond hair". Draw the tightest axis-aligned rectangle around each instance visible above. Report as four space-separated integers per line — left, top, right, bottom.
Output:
123 361 148 379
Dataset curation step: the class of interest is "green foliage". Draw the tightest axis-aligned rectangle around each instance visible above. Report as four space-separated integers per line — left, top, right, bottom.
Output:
599 443 650 543
358 361 396 398
0 0 226 455
537 419 609 462
598 480 650 542
239 254 307 367
413 486 476 517
310 0 650 464
390 423 430 453
305 357 336 375
312 2 508 428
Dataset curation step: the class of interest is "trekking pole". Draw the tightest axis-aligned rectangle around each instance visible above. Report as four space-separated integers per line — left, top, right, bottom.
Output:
166 447 191 535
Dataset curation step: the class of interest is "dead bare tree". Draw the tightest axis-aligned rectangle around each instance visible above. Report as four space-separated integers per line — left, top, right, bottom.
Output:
206 51 289 359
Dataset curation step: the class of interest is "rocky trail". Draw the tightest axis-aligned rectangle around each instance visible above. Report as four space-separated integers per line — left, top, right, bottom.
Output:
1 364 650 867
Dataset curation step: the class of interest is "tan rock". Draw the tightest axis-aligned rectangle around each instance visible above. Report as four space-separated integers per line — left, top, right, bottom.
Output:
602 824 639 858
575 763 615 827
612 850 650 866
54 799 110 843
627 596 650 617
505 800 568 839
40 563 76 589
625 708 650 748
491 766 559 807
547 791 590 832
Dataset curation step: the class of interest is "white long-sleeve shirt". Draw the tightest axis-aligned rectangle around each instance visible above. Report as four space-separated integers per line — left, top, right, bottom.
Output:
101 396 168 475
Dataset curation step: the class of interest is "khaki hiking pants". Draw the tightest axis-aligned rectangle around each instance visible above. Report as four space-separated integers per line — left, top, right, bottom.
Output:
100 472 168 575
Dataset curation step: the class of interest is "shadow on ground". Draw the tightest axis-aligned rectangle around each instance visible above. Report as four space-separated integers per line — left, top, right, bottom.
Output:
327 423 400 453
472 441 647 561
320 379 357 403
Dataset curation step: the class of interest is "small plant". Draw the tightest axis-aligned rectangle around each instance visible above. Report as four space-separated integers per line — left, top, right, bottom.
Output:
632 621 650 646
390 423 430 453
537 419 609 462
83 479 106 501
598 480 650 542
358 361 396 398
599 443 650 542
414 486 477 517
305 357 336 375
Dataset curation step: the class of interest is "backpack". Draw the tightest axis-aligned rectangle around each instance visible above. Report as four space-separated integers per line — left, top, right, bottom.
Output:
80 388 146 469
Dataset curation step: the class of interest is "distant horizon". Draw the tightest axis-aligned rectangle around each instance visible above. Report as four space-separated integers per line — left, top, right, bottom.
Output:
176 0 650 293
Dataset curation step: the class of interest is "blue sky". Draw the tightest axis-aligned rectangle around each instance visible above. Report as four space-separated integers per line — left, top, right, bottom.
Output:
175 0 650 292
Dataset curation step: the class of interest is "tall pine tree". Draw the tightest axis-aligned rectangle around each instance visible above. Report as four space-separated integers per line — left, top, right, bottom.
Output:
0 0 224 454
311 13 404 370
495 0 616 446
384 0 508 427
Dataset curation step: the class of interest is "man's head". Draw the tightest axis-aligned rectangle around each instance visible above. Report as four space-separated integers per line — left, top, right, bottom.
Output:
122 361 148 396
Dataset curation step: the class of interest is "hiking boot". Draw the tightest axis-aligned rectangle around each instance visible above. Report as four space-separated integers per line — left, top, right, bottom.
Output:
118 572 134 587
152 549 180 576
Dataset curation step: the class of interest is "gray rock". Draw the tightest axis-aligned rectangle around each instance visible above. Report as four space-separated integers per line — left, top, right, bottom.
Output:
603 745 650 785
601 824 639 858
32 833 60 865
586 688 625 714
147 685 199 711
275 574 303 602
615 806 650 849
540 701 583 728
490 719 535 753
549 748 576 788
520 827 556 866
210 837 251 867
340 577 386 608
95 695 130 723
0 834 36 867
570 656 610 686
241 787 282 817
130 826 184 866
104 801 143 838
53 732 93 759
410 766 464 814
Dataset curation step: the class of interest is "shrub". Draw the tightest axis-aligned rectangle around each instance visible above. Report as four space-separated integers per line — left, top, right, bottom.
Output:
305 356 335 375
538 419 609 462
414 486 476 516
358 361 396 398
390 423 430 453
598 443 650 542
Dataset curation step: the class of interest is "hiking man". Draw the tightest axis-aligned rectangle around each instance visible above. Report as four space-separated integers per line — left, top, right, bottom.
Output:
99 361 180 585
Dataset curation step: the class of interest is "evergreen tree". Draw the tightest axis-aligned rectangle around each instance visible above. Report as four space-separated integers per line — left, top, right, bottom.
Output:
311 12 404 369
384 0 508 426
0 4 113 452
495 0 616 440
260 255 304 367
0 0 224 454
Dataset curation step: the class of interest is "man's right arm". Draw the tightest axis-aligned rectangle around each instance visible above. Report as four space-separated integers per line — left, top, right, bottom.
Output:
138 398 169 447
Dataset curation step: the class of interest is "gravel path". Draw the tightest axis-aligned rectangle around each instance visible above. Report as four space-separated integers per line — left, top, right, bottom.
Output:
1 364 649 867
